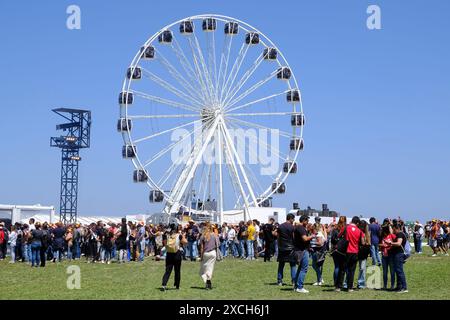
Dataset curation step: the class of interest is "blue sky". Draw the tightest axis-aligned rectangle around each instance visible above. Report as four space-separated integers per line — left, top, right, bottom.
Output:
0 0 449 222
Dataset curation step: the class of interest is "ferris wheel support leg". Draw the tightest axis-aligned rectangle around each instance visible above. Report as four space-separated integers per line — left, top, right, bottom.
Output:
219 122 252 218
217 129 224 225
220 121 259 206
169 117 220 214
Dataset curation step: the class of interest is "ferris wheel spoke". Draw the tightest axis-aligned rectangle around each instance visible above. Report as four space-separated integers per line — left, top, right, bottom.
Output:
226 120 290 163
143 117 213 168
222 55 265 107
226 91 287 113
189 34 216 103
226 121 281 198
157 136 200 188
128 114 199 120
141 67 203 110
133 119 201 144
217 36 234 102
206 31 218 101
226 116 292 138
131 90 200 113
227 111 295 117
171 36 209 103
220 43 248 103
187 36 214 103
225 70 278 109
154 48 207 105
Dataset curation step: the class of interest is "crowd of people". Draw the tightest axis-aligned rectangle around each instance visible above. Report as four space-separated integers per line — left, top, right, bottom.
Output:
0 216 448 292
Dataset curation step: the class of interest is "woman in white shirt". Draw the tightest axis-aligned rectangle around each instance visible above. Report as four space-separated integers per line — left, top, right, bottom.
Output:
310 223 326 286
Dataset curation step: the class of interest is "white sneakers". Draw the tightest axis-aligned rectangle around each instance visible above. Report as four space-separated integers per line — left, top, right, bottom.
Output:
295 288 309 293
313 280 325 286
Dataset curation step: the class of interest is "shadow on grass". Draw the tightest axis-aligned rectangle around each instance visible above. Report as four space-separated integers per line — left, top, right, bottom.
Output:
190 286 207 290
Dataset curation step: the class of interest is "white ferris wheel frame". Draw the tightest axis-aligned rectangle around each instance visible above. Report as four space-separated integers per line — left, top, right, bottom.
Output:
120 14 304 221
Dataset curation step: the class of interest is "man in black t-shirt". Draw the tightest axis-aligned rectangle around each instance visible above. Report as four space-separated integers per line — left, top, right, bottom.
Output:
263 218 275 262
275 214 296 286
237 221 248 259
293 215 314 293
390 224 408 293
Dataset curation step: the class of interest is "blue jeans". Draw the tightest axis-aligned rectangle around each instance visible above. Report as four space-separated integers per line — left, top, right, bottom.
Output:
220 240 228 257
111 244 117 259
311 251 324 283
414 238 422 253
357 259 367 288
370 244 381 265
393 253 407 290
277 260 297 284
22 244 30 262
31 242 41 266
54 248 63 261
228 240 238 257
67 245 73 260
10 245 16 262
239 239 246 257
382 255 395 289
332 253 342 287
187 240 198 260
246 240 254 259
139 240 145 261
294 250 309 289
74 241 81 259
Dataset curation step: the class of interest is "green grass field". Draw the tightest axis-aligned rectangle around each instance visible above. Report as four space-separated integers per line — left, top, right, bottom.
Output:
0 247 448 300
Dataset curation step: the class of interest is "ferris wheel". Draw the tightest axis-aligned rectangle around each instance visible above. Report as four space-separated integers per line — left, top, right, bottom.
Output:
118 14 305 223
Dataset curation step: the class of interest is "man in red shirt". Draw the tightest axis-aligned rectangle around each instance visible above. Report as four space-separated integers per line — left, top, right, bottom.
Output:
336 216 364 292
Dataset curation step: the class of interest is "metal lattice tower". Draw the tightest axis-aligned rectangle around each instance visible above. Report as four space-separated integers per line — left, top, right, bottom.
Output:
50 108 91 224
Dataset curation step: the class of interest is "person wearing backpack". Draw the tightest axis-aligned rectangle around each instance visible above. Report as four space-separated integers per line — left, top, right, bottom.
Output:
161 223 187 291
390 223 408 293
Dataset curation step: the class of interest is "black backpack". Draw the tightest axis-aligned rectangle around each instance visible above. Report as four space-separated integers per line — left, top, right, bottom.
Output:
336 227 349 255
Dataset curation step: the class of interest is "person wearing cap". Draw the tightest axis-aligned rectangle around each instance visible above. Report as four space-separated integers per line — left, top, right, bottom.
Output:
293 215 314 293
275 213 297 287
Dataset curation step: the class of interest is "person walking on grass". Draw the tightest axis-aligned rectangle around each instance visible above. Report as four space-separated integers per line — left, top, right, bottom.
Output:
161 223 187 291
199 222 220 290
293 215 314 293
